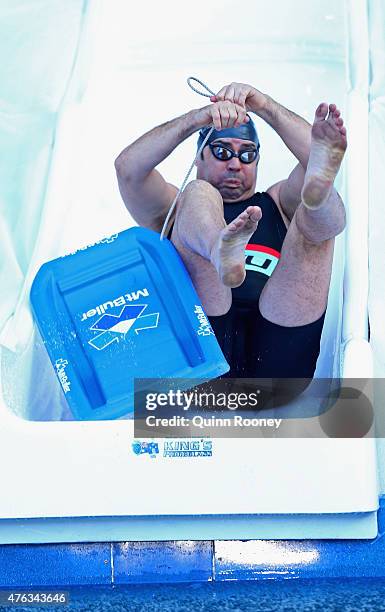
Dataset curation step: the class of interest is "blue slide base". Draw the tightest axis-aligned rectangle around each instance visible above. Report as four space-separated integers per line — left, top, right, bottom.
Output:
0 499 385 586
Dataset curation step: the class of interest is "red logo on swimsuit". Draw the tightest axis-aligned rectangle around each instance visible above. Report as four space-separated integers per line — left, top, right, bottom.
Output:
245 244 281 277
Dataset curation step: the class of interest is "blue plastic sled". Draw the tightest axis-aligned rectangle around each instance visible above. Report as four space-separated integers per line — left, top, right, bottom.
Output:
30 228 229 420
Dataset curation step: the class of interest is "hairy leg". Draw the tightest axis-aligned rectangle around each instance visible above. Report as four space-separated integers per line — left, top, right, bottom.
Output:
279 162 306 219
259 103 347 326
170 179 261 315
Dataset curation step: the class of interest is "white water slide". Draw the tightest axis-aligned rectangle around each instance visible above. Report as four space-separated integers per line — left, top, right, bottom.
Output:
0 0 383 542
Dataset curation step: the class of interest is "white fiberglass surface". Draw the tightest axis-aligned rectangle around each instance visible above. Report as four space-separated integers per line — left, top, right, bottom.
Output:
0 2 382 533
0 0 369 423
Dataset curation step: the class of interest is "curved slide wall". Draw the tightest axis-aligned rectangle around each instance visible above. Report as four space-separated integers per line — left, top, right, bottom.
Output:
0 0 379 540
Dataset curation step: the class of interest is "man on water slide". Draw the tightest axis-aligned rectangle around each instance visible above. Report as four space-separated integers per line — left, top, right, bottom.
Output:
115 82 347 379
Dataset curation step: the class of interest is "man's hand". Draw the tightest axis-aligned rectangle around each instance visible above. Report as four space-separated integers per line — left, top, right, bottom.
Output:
210 82 267 115
197 100 250 131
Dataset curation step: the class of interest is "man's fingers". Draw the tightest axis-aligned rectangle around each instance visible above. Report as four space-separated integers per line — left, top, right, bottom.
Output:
212 82 258 121
215 82 263 113
221 106 230 128
209 101 249 129
226 85 236 102
215 86 227 101
215 84 238 105
223 101 246 128
234 105 247 127
215 102 231 128
235 90 247 108
211 105 221 130
217 82 249 108
224 102 236 128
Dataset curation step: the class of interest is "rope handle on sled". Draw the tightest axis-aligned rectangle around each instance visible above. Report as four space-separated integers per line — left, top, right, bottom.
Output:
159 78 217 241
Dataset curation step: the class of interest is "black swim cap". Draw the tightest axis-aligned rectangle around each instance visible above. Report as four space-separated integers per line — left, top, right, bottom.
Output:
197 115 260 152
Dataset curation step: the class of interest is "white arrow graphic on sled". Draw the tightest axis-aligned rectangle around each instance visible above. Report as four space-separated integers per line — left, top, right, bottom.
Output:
88 304 159 350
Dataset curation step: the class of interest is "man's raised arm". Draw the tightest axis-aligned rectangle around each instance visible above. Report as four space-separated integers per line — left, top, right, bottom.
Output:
115 100 248 232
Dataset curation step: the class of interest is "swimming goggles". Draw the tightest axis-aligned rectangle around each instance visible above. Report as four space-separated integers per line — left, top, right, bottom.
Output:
209 143 259 164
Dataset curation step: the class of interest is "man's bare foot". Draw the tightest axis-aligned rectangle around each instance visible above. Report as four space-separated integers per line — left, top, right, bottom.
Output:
301 103 347 210
210 206 262 287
